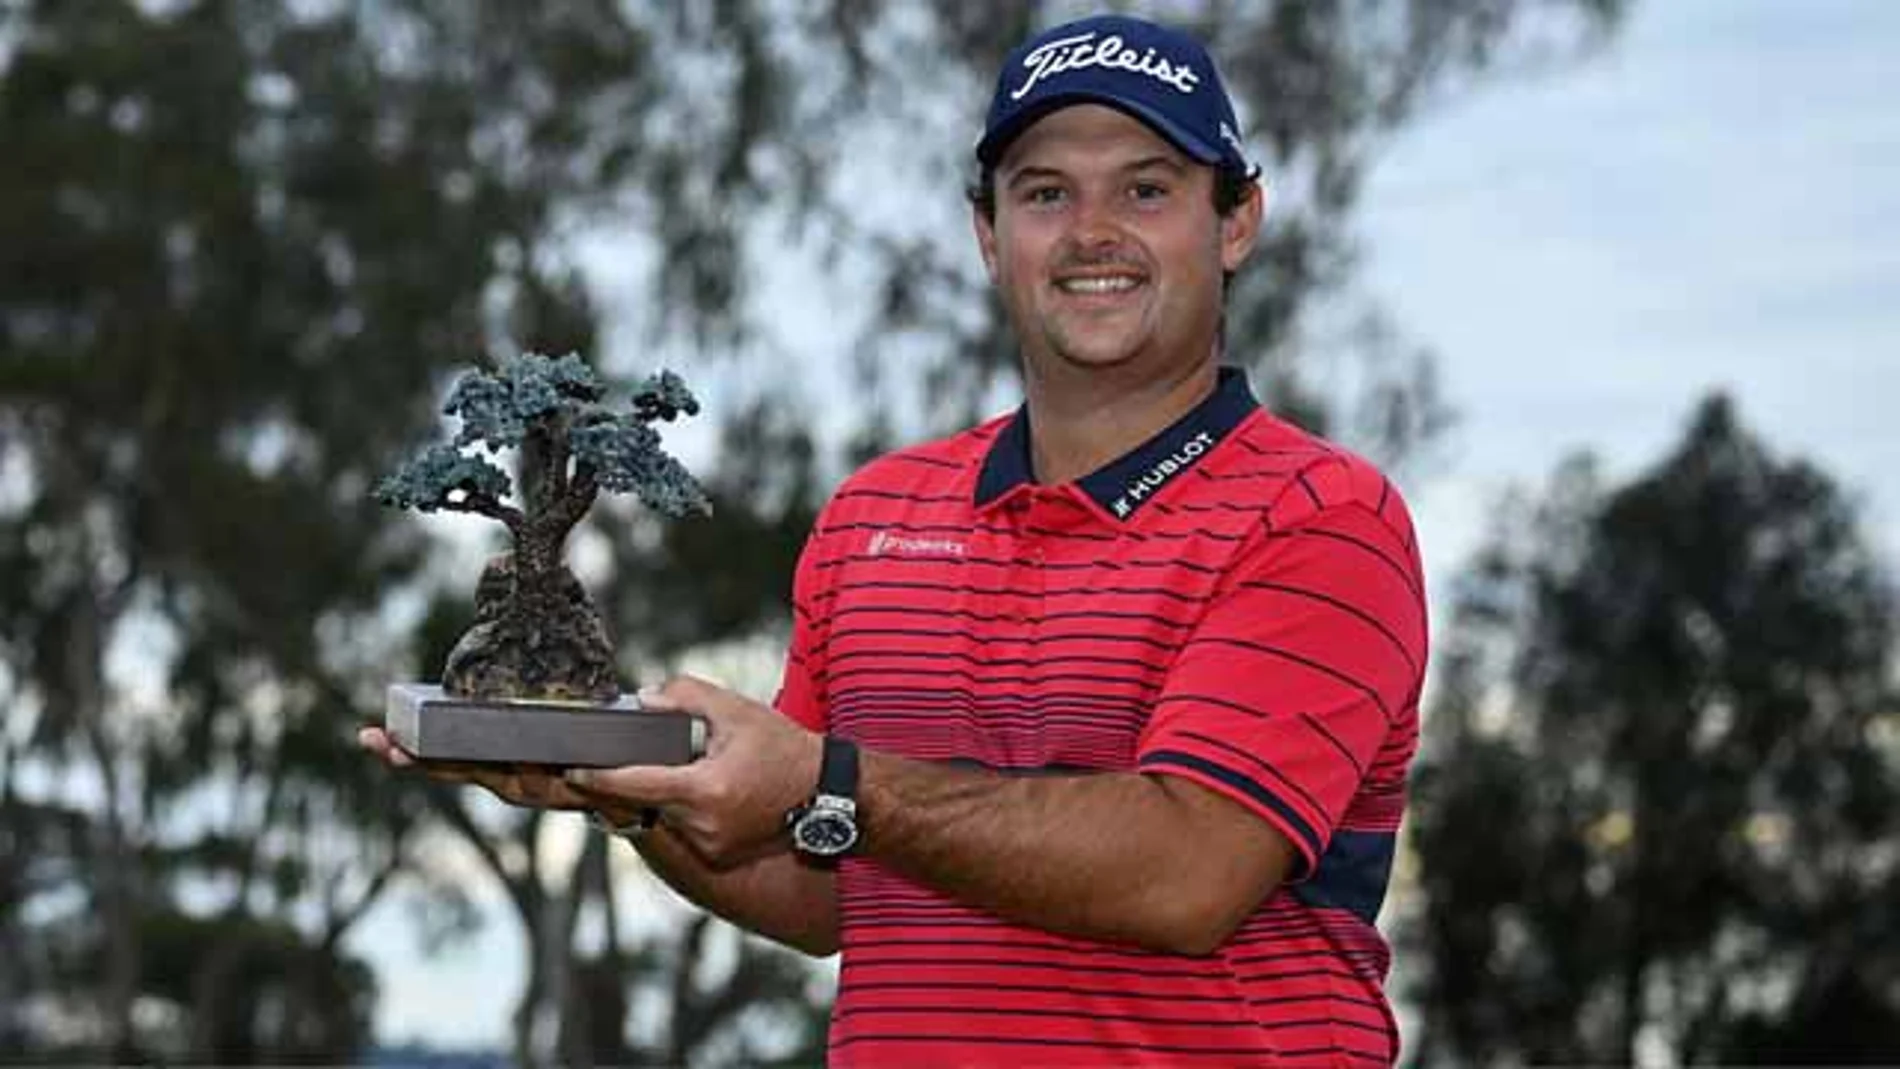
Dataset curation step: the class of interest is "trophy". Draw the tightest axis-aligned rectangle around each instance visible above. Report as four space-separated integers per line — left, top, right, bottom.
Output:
376 352 708 767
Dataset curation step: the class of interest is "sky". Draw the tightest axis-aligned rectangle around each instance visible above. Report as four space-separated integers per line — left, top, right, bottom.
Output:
347 0 1900 1050
1361 0 1900 587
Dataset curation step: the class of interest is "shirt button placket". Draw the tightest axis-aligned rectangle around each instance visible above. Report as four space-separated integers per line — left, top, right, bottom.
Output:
1000 493 1042 634
1022 492 1049 625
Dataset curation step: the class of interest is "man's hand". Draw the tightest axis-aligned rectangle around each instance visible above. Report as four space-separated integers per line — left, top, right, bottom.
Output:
361 712 841 955
562 676 823 868
356 725 647 826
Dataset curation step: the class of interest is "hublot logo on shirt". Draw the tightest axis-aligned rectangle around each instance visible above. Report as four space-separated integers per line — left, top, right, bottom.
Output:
1111 431 1216 518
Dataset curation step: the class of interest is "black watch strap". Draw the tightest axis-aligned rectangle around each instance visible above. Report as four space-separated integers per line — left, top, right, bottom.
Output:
817 735 859 800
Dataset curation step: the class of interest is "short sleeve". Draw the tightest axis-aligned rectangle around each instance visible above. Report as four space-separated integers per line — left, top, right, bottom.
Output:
1138 491 1427 878
773 525 832 732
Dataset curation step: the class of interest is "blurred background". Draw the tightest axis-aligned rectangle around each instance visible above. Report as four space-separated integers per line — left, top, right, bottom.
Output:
1 0 1894 1065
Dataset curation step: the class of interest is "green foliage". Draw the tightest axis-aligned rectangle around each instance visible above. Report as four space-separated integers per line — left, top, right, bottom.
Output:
443 352 604 449
0 0 647 1059
1405 395 1900 1065
378 351 708 524
136 908 378 1064
630 369 701 423
572 416 710 516
375 443 512 512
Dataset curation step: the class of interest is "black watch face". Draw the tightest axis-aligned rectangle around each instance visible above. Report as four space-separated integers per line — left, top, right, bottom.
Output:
795 811 859 857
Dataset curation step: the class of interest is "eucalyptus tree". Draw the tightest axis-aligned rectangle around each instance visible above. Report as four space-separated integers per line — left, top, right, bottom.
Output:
1406 397 1900 1064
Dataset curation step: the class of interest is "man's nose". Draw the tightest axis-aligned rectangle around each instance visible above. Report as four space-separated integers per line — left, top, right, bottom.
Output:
1066 191 1129 254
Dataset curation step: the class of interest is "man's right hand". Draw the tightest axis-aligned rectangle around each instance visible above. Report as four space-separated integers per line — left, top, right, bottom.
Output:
358 726 841 957
356 725 646 825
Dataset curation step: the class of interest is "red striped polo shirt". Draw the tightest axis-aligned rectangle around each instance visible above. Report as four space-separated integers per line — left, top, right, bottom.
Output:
775 367 1428 1066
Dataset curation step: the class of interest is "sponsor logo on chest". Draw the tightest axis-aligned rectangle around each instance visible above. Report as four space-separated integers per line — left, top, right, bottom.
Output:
867 530 967 557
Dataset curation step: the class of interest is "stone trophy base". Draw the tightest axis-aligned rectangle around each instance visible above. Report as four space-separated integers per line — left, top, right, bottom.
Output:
385 683 706 767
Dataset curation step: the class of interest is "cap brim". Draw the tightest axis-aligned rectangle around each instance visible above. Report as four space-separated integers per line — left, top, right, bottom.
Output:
975 90 1226 169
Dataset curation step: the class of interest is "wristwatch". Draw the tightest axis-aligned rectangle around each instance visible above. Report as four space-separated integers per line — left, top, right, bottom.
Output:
590 806 658 841
787 735 861 858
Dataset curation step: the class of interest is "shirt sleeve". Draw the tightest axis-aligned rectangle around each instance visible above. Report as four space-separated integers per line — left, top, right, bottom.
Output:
773 523 832 732
1137 481 1427 879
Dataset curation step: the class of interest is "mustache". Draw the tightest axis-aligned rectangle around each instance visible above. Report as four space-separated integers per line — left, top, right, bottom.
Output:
1051 245 1148 274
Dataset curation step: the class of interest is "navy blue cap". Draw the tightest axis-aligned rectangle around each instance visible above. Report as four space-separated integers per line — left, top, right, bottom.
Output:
976 15 1255 177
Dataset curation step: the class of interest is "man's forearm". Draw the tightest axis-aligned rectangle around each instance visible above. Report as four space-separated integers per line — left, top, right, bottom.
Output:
857 750 1292 955
633 827 839 957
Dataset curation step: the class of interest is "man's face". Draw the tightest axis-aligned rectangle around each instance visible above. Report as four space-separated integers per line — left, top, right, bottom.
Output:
975 104 1261 383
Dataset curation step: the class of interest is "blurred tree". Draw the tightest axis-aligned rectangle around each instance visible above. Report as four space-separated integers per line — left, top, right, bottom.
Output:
140 908 379 1063
1 0 1635 1063
604 0 1630 474
568 912 828 1067
0 0 644 1060
1405 395 1900 1065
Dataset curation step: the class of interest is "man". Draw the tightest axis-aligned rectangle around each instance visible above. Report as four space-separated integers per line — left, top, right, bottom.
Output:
364 14 1426 1066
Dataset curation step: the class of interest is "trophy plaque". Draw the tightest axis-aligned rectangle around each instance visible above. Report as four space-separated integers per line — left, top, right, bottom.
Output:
375 352 711 767
385 684 705 767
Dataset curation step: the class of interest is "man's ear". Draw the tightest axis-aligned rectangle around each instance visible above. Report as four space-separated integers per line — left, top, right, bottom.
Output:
972 203 1000 284
1219 180 1266 273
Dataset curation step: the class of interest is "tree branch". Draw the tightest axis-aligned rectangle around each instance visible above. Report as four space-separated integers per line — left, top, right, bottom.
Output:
426 785 540 925
434 489 525 531
321 842 406 953
229 749 289 914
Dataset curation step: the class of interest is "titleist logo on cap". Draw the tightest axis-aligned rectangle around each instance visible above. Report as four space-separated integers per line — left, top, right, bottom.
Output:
1009 32 1202 101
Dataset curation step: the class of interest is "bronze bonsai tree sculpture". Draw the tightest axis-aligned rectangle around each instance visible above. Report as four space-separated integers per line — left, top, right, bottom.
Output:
376 353 708 703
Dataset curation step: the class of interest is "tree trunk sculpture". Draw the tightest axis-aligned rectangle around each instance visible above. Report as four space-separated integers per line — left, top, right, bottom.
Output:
376 353 708 702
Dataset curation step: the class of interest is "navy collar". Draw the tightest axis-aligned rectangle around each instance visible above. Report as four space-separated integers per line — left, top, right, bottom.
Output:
975 367 1259 521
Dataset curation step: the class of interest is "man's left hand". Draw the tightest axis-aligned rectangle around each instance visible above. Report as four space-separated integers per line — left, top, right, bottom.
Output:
565 674 823 868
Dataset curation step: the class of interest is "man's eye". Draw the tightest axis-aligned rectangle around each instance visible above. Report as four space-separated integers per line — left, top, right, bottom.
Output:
1132 181 1169 200
1023 186 1066 206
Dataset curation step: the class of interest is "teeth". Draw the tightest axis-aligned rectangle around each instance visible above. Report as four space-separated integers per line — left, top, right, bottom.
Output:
1058 276 1139 294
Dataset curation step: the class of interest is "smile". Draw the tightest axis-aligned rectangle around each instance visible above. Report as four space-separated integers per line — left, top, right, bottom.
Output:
1055 275 1144 294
